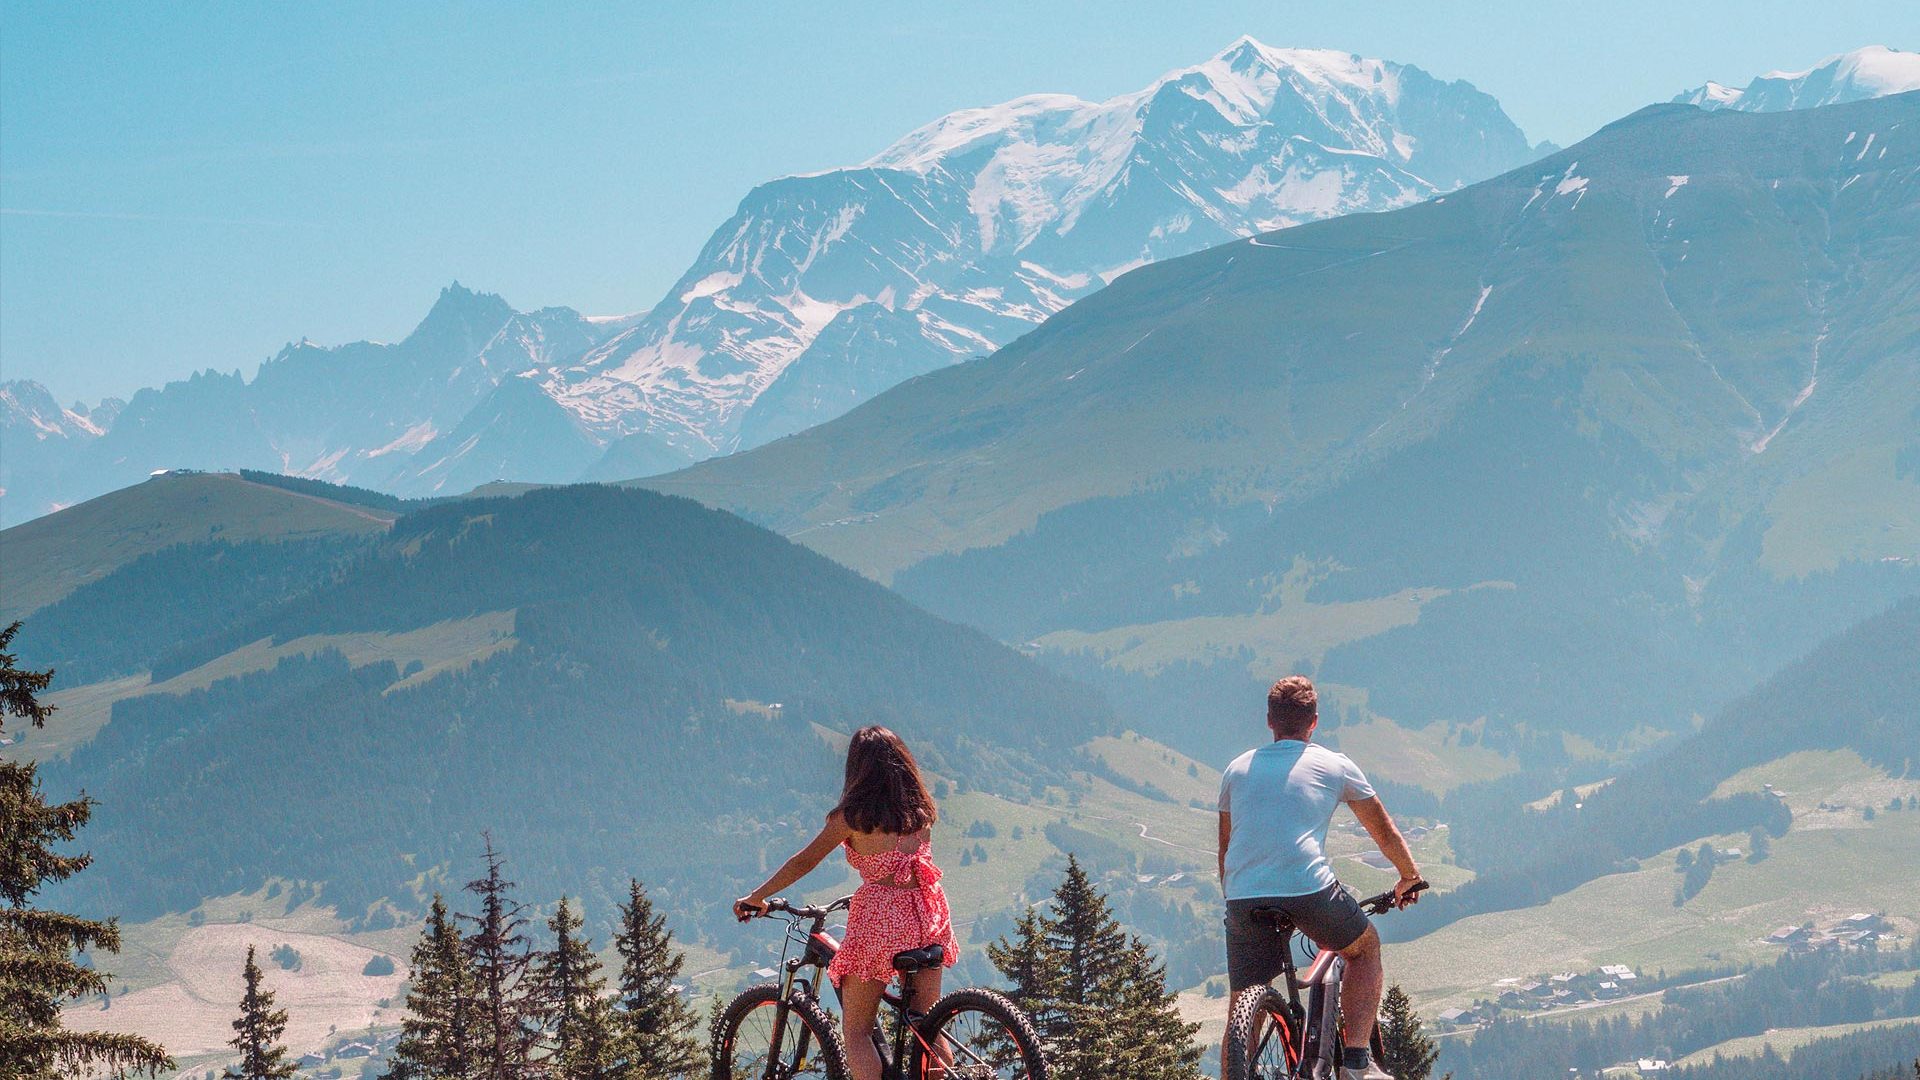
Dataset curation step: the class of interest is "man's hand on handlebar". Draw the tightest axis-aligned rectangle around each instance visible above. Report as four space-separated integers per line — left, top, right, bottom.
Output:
1392 876 1427 910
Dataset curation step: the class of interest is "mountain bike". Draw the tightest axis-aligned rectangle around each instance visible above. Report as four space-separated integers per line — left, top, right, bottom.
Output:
713 895 1049 1080
1223 881 1429 1080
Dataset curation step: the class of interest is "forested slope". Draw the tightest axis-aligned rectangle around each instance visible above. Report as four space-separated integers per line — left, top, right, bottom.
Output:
34 485 1113 940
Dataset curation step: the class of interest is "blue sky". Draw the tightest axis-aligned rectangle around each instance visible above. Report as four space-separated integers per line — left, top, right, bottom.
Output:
2 1 1912 403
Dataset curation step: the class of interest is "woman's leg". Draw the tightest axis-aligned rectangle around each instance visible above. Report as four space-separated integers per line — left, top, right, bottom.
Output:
839 976 887 1080
909 969 948 1078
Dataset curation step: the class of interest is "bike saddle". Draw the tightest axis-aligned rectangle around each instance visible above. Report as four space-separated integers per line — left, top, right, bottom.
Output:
891 945 945 973
1249 907 1296 932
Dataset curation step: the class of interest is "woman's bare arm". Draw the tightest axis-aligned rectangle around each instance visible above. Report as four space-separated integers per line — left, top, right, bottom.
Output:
735 814 854 918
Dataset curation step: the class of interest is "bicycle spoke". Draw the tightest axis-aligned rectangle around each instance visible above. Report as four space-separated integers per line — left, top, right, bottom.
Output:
923 1006 1035 1080
726 1000 835 1080
1252 1007 1297 1080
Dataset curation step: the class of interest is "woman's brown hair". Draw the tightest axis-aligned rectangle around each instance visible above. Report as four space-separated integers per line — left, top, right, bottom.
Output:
832 726 938 835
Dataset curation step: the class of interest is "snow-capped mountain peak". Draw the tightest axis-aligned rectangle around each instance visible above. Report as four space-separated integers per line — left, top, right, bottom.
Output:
1675 45 1920 112
552 37 1539 464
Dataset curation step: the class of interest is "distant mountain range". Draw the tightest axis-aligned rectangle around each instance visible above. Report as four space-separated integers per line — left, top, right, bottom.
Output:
6 44 1914 532
3 37 1547 525
650 91 1920 761
1675 45 1920 112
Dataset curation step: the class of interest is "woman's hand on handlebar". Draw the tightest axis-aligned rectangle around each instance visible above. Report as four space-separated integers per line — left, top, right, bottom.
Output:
733 895 770 922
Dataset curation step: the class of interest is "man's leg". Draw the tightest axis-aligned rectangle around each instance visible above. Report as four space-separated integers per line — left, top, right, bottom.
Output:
1335 924 1383 1049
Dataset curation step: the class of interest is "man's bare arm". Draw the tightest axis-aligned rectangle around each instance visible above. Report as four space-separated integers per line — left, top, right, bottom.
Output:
1217 811 1231 884
1349 797 1422 903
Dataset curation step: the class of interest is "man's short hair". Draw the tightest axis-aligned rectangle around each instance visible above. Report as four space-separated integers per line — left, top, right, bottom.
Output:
1267 676 1318 739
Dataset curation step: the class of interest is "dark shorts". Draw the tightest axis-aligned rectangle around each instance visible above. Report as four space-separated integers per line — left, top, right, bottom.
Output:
1224 881 1371 991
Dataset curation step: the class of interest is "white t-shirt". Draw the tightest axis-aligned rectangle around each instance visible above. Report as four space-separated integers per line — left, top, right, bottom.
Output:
1219 740 1376 900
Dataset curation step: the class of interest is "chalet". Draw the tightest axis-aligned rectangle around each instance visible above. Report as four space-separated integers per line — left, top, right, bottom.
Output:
1549 971 1585 986
1831 929 1880 950
1838 912 1886 931
1497 988 1528 1007
1595 981 1624 999
1637 1059 1671 1073
1767 925 1810 946
299 1053 326 1069
1517 980 1550 997
1598 963 1636 979
1436 1007 1476 1026
1404 825 1431 841
336 1042 374 1058
1358 851 1396 870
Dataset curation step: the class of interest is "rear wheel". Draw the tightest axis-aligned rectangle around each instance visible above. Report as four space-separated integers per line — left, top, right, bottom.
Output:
908 987 1048 1080
712 984 849 1080
1225 985 1301 1080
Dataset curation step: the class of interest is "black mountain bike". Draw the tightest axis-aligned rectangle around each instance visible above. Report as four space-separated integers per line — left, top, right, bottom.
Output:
713 895 1049 1080
1223 881 1429 1080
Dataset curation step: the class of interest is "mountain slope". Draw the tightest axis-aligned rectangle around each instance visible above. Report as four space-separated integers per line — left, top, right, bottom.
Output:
1676 45 1920 112
0 471 395 622
559 38 1541 466
30 485 1112 939
649 93 1920 756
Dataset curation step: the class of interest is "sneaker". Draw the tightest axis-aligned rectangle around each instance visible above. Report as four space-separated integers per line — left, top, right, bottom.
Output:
1339 1063 1395 1080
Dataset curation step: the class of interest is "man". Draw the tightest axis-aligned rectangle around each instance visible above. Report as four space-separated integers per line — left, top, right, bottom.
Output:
1218 676 1422 1080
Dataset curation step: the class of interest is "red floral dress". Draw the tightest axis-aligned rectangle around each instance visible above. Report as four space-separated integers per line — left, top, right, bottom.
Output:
827 834 960 988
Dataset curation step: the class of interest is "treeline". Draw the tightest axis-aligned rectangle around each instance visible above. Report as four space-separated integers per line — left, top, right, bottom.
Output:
237 469 432 514
1674 1025 1919 1080
1391 597 1920 939
1440 943 1920 1079
217 839 701 1080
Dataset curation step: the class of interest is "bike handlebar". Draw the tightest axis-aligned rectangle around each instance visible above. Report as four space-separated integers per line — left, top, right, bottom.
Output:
1356 879 1428 915
742 894 855 922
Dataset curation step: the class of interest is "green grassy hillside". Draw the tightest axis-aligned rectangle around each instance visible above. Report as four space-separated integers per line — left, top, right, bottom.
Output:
0 471 393 620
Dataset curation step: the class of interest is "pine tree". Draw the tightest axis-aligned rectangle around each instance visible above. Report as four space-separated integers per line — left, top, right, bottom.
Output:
224 945 295 1080
987 908 1062 1035
990 856 1200 1080
561 992 623 1080
461 837 540 1080
611 878 700 1079
531 896 606 1075
385 894 478 1080
0 621 172 1079
1377 985 1440 1080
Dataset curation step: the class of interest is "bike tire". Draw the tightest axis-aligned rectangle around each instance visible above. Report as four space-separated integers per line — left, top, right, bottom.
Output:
909 986 1049 1080
712 983 849 1080
1225 985 1301 1080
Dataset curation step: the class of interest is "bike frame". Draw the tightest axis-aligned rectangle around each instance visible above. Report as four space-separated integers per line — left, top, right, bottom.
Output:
1254 929 1347 1077
761 898 944 1080
1244 882 1426 1079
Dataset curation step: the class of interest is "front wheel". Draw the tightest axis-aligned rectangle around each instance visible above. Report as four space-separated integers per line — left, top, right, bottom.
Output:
908 987 1049 1080
712 983 849 1080
1225 985 1301 1080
